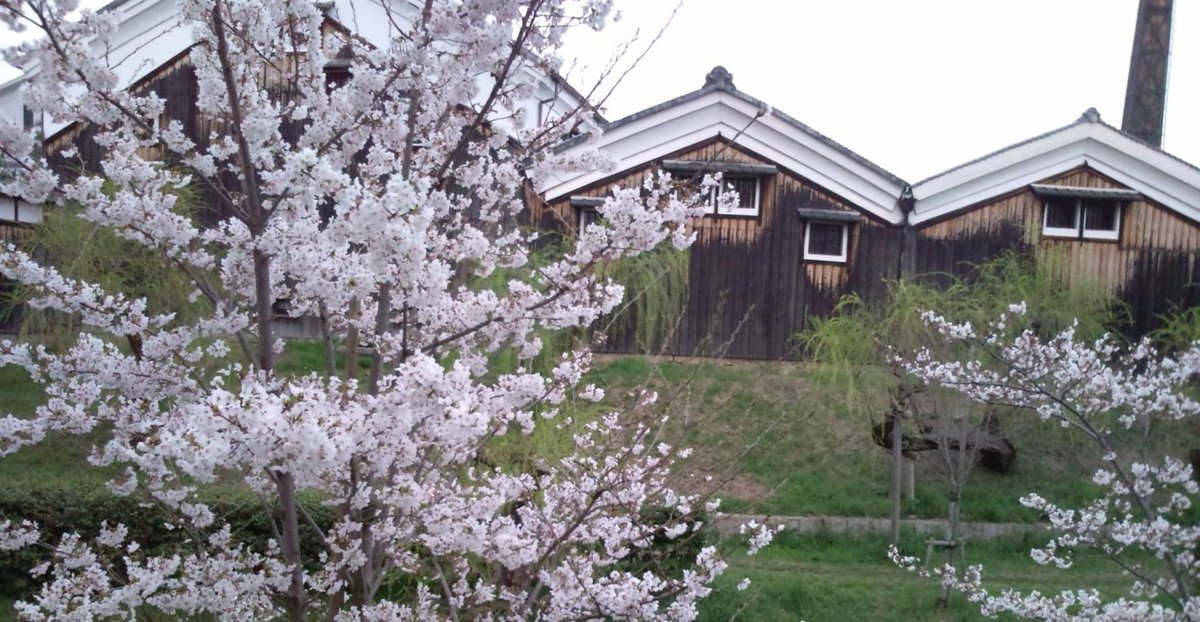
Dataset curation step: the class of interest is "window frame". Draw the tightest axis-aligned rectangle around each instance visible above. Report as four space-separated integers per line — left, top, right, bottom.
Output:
661 160 777 220
1042 197 1081 238
1041 197 1122 241
577 206 599 232
710 175 762 218
570 196 606 234
1080 200 1121 241
803 220 850 263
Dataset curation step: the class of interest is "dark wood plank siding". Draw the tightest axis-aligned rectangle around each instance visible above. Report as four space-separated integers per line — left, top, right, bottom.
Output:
43 51 240 225
0 222 32 332
545 138 899 359
915 165 1200 334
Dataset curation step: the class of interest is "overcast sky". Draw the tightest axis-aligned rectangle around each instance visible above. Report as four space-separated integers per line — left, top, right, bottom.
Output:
559 0 1200 183
2 1 1195 183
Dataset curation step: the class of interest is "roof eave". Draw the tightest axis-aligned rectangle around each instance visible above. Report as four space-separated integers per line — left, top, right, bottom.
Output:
544 86 907 224
910 118 1200 225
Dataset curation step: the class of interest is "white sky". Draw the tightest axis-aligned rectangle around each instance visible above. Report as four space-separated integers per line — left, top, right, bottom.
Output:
559 0 1200 183
3 0 1196 184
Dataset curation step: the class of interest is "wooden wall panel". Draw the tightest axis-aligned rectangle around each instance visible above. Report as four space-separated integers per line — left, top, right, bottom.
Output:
0 222 31 333
542 138 856 241
44 50 239 225
552 137 899 359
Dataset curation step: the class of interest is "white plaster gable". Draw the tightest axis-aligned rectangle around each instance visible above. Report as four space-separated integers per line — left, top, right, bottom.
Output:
540 72 907 224
911 111 1200 226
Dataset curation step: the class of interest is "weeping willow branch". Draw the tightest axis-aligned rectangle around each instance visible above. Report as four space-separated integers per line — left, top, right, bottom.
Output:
598 243 689 354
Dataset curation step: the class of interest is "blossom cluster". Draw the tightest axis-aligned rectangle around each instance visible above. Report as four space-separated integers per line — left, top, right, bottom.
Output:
0 0 766 619
893 306 1200 620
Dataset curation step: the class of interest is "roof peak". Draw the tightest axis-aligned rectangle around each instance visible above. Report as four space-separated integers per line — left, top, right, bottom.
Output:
704 66 735 90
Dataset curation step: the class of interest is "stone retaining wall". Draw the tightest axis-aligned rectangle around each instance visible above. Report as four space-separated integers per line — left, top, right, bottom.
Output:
715 513 1049 540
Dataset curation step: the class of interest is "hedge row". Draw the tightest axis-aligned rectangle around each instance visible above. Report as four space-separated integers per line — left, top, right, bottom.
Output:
0 484 715 603
0 484 333 599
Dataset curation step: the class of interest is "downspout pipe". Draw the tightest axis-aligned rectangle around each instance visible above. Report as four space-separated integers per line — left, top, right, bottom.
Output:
897 185 916 280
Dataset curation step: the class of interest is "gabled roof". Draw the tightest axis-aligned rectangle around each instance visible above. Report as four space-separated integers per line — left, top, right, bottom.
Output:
0 0 191 128
539 66 909 224
910 108 1200 226
0 0 595 138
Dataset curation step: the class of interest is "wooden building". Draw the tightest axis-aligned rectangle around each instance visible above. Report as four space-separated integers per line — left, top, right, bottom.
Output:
536 67 908 359
0 0 595 333
910 107 1200 335
537 71 1200 359
0 196 39 332
537 65 907 357
4 8 1200 353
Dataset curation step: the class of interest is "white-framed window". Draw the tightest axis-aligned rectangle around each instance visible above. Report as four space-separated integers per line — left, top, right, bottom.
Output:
569 196 605 234
710 175 761 217
803 221 849 263
669 174 762 218
577 206 599 232
663 159 775 219
1042 197 1121 241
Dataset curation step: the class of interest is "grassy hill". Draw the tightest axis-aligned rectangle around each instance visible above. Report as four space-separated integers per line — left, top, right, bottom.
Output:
585 354 1112 524
0 345 1171 620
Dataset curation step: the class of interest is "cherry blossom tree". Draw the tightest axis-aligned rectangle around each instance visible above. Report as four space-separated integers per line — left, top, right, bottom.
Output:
891 303 1200 621
0 0 774 618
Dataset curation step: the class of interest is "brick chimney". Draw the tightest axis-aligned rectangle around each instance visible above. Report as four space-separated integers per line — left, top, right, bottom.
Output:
1121 0 1173 147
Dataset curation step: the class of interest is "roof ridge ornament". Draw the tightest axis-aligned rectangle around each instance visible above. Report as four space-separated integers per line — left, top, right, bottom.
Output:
704 66 735 90
1079 107 1102 123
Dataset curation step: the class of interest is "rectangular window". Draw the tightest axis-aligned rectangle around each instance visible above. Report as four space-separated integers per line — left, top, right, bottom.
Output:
718 176 760 216
662 160 776 219
675 175 762 218
577 206 599 232
803 221 848 262
1081 200 1120 240
1042 197 1121 241
1043 197 1079 236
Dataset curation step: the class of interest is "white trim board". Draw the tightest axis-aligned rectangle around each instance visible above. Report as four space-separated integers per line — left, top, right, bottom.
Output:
541 90 907 224
0 195 43 224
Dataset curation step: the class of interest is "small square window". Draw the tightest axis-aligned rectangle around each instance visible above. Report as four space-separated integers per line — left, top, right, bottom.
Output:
718 176 760 216
577 206 599 232
1043 198 1078 235
1081 200 1119 240
804 222 848 262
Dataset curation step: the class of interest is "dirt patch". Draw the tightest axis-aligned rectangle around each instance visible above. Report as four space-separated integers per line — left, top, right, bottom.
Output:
716 473 774 504
674 470 773 506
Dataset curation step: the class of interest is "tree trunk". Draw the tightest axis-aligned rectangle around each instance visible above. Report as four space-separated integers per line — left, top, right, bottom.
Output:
903 458 915 501
890 414 903 547
277 471 306 620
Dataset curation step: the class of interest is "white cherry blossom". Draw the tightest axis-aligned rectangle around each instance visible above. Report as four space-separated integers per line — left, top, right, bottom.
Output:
0 0 760 619
894 306 1200 620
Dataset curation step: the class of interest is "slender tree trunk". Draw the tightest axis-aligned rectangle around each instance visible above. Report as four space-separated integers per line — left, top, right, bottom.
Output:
903 458 915 501
937 492 961 608
319 302 337 378
367 285 391 394
344 297 360 382
891 413 903 547
277 471 306 620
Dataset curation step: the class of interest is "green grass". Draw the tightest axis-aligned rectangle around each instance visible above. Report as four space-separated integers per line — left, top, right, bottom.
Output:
583 355 1112 523
0 532 1145 622
275 340 374 379
0 346 1156 521
0 365 118 490
0 342 1190 620
0 365 42 417
700 531 1141 622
